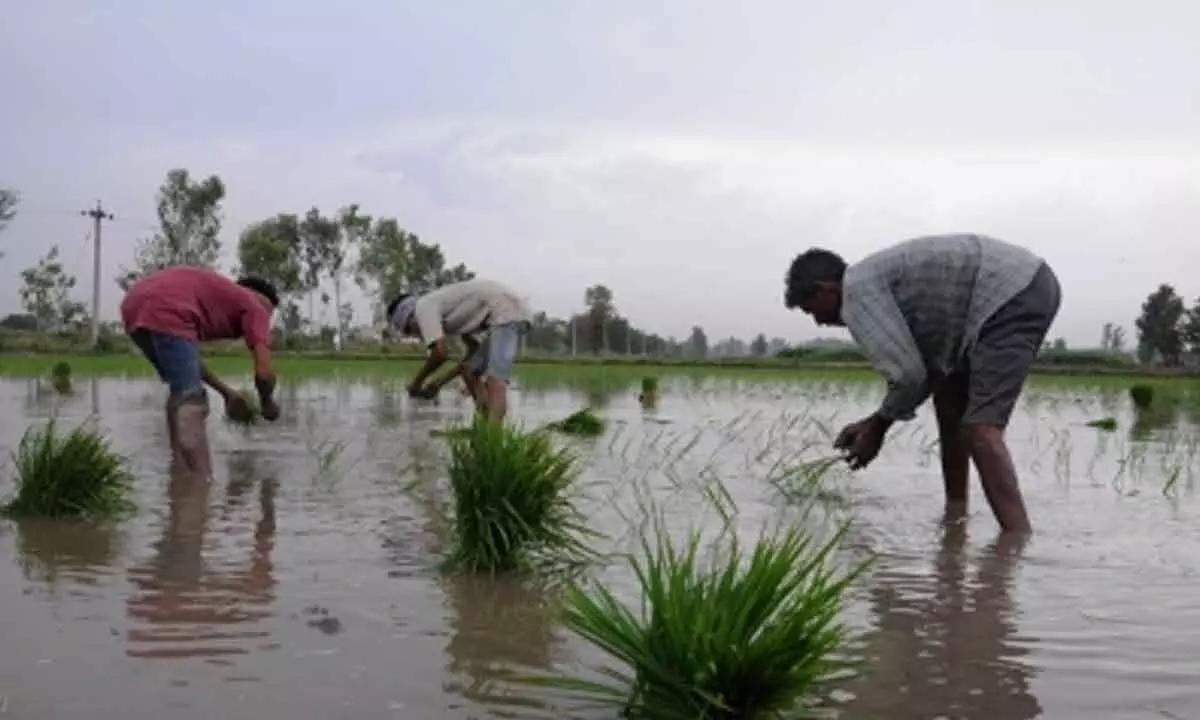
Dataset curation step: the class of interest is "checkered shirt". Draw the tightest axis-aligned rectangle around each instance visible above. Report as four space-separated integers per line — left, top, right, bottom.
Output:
841 233 1045 422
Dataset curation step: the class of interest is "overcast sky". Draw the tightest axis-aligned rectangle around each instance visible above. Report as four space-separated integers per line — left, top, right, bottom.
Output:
3 0 1199 346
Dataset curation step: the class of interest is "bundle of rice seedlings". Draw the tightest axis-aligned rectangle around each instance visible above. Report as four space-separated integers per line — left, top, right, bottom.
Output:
524 512 862 718
49 360 72 394
225 388 262 425
444 420 597 573
2 418 135 520
1130 384 1155 411
548 408 606 437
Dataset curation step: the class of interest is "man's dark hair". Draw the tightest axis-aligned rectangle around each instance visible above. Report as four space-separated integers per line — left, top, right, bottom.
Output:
784 248 847 308
237 276 280 308
385 293 412 322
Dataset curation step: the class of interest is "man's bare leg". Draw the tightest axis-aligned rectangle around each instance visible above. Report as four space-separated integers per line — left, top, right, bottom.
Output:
170 393 213 479
964 424 1031 533
484 377 508 424
933 377 971 510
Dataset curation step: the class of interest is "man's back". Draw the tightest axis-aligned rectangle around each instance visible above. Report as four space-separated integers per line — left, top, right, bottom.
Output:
417 278 531 339
121 266 269 343
843 233 1044 371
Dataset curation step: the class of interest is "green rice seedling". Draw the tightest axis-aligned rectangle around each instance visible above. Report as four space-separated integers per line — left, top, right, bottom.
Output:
1086 417 1118 431
548 408 607 437
49 360 72 394
2 418 136 520
225 388 261 425
445 420 598 573
641 376 660 397
1129 384 1154 411
522 508 863 719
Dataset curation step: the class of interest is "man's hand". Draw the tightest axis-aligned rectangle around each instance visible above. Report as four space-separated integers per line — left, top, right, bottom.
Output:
260 396 280 421
835 415 888 470
406 381 426 399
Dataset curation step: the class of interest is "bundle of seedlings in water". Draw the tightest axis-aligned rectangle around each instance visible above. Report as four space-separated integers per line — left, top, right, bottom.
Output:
2 418 135 520
444 420 597 573
49 360 72 394
525 509 862 719
548 407 607 437
1129 384 1155 411
1085 417 1118 431
638 376 660 407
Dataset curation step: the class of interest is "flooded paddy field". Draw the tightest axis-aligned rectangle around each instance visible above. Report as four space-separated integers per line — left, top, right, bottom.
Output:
2 361 1199 719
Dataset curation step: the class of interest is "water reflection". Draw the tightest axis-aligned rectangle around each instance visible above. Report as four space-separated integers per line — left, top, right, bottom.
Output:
15 518 122 598
124 456 279 664
441 574 564 714
840 518 1041 719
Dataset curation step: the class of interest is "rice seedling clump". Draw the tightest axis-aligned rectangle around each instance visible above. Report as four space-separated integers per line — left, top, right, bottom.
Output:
49 360 72 394
225 388 262 425
548 408 606 437
534 514 861 719
2 418 136 520
1129 384 1155 411
444 420 595 573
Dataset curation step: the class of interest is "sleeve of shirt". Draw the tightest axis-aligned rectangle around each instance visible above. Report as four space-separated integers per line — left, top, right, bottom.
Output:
413 297 444 348
841 279 931 422
241 304 273 348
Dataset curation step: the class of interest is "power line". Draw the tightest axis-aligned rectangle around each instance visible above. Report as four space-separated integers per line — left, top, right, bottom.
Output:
81 201 114 347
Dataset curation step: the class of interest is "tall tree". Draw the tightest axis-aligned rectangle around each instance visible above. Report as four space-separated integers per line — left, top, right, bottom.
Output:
334 205 371 346
118 169 225 289
750 333 768 356
20 246 80 330
237 214 305 296
355 217 474 319
688 326 709 358
1135 284 1186 365
298 207 339 324
584 284 615 353
0 187 18 241
1182 299 1200 356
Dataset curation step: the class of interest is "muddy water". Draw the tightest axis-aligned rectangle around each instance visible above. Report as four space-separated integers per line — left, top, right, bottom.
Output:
1 374 1199 719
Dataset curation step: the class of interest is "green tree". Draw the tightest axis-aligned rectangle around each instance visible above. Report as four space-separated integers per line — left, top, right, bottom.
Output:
1182 299 1200 356
20 246 79 330
236 214 306 339
298 207 340 324
688 325 709 358
584 284 615 353
1135 284 1186 365
118 169 225 289
355 217 474 319
334 205 371 346
750 333 768 356
1100 322 1127 353
0 187 18 248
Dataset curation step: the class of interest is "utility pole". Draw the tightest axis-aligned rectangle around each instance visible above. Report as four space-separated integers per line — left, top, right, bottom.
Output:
81 201 114 347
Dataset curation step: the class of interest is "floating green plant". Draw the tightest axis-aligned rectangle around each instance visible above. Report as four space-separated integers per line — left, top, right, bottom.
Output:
522 502 863 718
1086 417 1118 431
1129 384 1155 411
548 408 607 437
444 420 597 573
2 418 135 520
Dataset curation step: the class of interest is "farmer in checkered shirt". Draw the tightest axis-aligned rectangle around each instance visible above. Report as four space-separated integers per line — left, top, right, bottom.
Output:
784 233 1061 533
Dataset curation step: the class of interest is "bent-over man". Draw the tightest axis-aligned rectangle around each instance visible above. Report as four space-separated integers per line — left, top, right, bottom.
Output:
783 233 1061 533
387 278 532 423
121 266 282 477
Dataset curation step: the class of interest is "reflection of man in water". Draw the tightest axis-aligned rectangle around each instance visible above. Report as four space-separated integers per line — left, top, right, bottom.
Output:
783 234 1062 532
838 518 1042 719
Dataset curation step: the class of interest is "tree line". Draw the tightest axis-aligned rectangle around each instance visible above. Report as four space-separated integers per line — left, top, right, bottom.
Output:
0 171 791 357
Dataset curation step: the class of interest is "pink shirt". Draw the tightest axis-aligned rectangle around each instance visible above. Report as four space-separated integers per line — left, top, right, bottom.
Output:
121 266 272 347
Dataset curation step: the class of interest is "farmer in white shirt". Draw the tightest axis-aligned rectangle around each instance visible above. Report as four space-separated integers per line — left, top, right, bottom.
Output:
387 278 532 423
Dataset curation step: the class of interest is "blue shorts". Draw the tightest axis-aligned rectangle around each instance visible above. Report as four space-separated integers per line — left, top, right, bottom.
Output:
130 329 206 400
465 321 528 382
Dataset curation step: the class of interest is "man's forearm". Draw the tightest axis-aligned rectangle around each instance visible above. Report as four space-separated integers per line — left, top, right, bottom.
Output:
409 355 446 390
200 362 233 399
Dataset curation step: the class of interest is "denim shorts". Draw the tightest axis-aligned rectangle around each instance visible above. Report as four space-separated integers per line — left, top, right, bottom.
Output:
465 321 528 382
130 329 206 400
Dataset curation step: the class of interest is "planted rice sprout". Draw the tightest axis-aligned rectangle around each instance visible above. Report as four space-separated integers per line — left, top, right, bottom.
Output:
2 418 135 520
548 407 607 438
49 360 72 394
1129 384 1155 411
445 420 599 574
521 481 865 719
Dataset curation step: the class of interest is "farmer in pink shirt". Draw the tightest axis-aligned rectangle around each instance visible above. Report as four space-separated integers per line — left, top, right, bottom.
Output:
121 267 282 476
